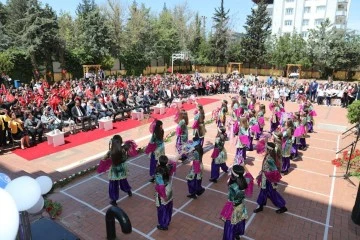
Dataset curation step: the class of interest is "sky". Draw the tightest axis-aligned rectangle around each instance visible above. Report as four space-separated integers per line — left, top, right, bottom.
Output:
1 0 359 32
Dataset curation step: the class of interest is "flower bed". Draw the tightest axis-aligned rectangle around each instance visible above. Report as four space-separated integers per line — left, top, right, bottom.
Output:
332 149 360 178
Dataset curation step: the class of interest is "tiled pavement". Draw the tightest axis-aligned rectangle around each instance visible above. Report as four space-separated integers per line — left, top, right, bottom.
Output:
1 95 360 239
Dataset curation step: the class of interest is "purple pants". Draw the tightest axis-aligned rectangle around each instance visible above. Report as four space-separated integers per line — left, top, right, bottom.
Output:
149 152 157 177
157 201 173 228
223 219 245 240
270 121 279 133
291 143 298 158
234 148 246 165
210 159 228 180
282 157 290 172
257 180 286 208
188 177 205 195
248 136 254 151
255 127 263 140
307 122 313 133
109 179 131 201
299 138 306 149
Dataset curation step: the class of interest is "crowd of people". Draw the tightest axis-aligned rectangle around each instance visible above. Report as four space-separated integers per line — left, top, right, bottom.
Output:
98 83 321 239
0 73 357 152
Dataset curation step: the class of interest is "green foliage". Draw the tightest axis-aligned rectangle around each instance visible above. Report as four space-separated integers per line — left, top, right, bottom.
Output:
241 0 271 66
188 13 202 62
347 101 360 124
74 6 115 65
120 2 155 75
0 48 33 82
268 33 310 69
210 0 230 66
154 7 180 65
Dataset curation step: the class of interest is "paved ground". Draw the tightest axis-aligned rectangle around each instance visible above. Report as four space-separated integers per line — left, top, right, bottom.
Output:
1 94 360 240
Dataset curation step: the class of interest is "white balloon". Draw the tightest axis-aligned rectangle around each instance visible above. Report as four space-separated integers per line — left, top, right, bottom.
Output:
27 196 44 214
35 176 53 195
5 176 41 211
0 188 19 240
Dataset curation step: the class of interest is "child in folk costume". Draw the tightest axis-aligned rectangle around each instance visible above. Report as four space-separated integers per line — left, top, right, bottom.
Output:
291 113 301 160
154 155 175 231
304 101 316 133
280 119 295 174
193 104 206 146
220 165 253 240
269 102 280 133
229 98 240 140
176 110 189 161
248 110 259 151
254 142 287 214
186 142 206 199
217 100 228 127
209 127 229 183
234 117 250 166
255 104 266 140
298 111 308 150
148 120 165 182
105 135 132 206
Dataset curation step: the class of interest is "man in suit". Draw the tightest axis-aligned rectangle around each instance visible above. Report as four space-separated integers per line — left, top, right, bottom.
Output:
71 99 93 131
96 97 113 119
106 96 124 121
310 79 318 102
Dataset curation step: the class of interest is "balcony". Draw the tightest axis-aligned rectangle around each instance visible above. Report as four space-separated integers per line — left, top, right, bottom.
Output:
337 0 348 3
336 10 347 16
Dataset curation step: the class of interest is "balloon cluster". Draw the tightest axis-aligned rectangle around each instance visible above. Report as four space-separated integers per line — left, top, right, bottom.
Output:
0 173 53 240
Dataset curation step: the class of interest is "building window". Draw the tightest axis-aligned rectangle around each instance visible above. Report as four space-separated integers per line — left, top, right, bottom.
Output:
316 6 326 12
315 19 324 26
304 7 311 14
285 8 294 15
302 19 309 26
286 0 294 2
284 20 292 26
301 32 308 38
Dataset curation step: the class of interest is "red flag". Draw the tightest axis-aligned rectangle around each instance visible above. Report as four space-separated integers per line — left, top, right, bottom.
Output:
85 88 93 99
43 81 49 89
6 93 15 102
1 84 7 94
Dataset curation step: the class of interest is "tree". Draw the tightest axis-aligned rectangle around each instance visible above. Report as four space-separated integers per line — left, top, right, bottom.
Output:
0 48 33 81
4 0 29 45
188 13 202 62
240 0 271 67
210 0 230 66
307 19 335 78
267 32 310 71
330 32 360 79
19 0 61 80
120 2 155 75
154 5 180 65
74 1 115 65
172 2 191 51
103 0 124 58
76 0 96 17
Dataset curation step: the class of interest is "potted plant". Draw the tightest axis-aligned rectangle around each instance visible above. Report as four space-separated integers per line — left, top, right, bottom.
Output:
44 199 62 219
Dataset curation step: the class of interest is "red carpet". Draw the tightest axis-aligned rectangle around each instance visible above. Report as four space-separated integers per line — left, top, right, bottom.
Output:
13 97 219 161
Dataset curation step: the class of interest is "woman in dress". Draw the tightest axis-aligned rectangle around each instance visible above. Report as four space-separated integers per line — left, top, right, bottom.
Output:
281 119 294 174
254 142 287 214
106 135 132 206
193 104 206 146
221 165 250 240
186 142 205 199
209 127 228 183
149 120 165 182
234 117 249 166
8 112 29 149
176 110 189 161
217 100 228 127
154 155 174 231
